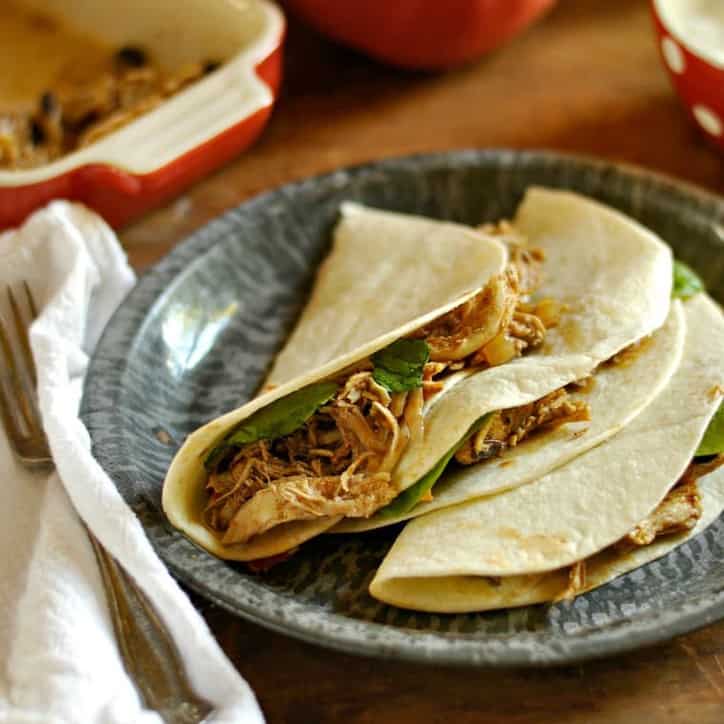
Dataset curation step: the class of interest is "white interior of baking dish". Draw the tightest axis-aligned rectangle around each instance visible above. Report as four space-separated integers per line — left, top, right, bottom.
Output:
0 0 284 185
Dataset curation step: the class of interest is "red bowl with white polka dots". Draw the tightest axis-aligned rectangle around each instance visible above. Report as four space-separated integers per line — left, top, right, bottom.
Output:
651 0 724 152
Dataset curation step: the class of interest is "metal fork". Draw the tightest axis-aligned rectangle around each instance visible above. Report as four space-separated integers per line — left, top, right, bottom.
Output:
0 282 213 724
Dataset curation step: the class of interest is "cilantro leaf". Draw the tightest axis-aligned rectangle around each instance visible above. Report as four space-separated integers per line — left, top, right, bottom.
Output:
697 401 724 457
377 413 492 517
372 339 430 393
673 260 705 300
204 381 338 471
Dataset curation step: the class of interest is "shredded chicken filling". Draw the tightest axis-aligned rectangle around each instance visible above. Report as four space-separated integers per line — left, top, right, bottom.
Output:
557 454 724 601
205 373 422 544
413 246 563 400
1 46 220 169
455 388 591 466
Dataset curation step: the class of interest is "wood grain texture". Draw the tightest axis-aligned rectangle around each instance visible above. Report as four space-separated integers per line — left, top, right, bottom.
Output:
120 0 722 271
197 597 724 724
121 0 724 721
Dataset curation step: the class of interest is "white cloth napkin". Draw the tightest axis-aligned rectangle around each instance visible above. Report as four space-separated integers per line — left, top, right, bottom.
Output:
0 203 264 724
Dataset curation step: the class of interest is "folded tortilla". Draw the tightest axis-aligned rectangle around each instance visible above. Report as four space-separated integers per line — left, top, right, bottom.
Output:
370 465 724 613
162 208 508 560
163 188 673 561
265 203 508 386
369 294 724 612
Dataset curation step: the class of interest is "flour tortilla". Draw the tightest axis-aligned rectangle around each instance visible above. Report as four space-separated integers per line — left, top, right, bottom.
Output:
369 294 724 612
369 466 724 613
265 203 509 387
163 190 673 561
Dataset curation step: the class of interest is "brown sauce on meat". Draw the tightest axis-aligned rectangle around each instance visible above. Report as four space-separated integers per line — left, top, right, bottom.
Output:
708 384 724 401
604 335 654 369
567 375 596 395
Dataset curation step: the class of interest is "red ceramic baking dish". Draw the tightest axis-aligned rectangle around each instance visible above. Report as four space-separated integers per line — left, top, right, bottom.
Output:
0 0 285 230
651 0 724 153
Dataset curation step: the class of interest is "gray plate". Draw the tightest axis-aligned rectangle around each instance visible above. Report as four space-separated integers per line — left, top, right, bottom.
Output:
81 150 724 666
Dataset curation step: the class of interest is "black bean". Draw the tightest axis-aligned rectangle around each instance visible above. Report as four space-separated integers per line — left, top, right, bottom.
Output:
203 60 221 74
115 45 147 68
30 119 45 145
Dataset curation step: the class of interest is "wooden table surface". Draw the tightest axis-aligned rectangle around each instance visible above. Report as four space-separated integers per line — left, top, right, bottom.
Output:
120 1 724 722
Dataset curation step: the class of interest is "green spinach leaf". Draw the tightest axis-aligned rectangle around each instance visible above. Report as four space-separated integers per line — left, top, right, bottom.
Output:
372 339 430 393
673 260 705 300
697 401 724 457
377 413 492 518
204 381 338 471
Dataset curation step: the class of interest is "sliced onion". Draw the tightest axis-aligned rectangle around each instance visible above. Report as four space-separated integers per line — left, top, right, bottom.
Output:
482 332 519 367
403 388 425 447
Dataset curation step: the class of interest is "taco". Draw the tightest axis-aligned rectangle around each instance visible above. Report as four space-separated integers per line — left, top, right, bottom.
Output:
369 294 724 612
162 188 672 561
336 298 684 531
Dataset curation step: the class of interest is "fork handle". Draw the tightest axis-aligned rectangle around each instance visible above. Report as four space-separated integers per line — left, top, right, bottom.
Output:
86 528 213 723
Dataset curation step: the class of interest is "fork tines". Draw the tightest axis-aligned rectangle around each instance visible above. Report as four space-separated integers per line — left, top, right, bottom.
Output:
0 282 51 465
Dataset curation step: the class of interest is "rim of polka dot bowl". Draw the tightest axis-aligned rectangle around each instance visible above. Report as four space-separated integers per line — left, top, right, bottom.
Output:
651 0 724 152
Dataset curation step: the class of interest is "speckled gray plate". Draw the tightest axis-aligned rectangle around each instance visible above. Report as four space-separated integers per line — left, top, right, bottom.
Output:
81 150 724 666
